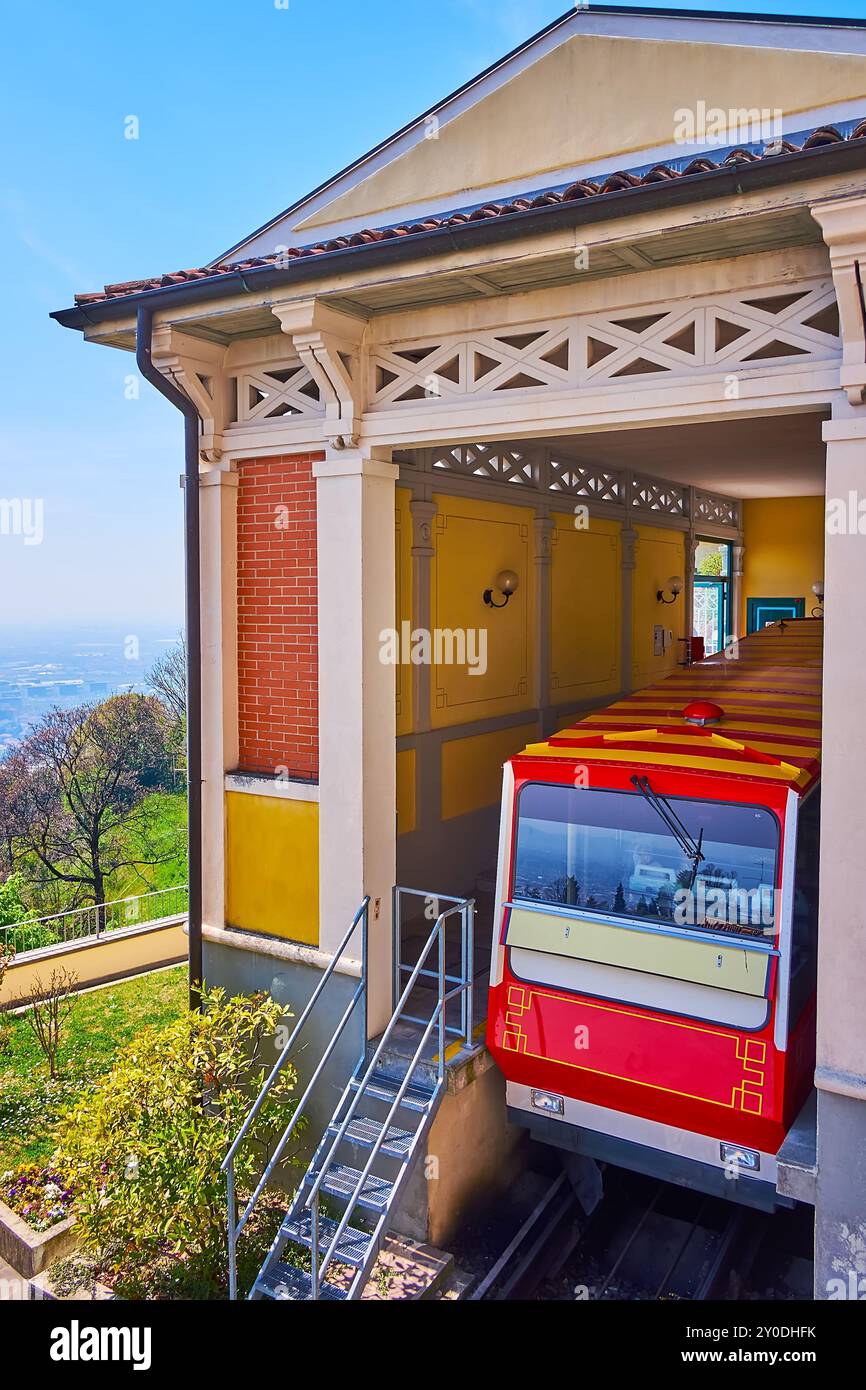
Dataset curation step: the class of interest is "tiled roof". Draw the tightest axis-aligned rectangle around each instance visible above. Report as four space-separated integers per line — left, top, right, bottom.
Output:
73 121 866 308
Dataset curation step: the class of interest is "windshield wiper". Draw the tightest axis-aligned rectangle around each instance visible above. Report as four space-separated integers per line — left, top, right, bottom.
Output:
630 775 706 887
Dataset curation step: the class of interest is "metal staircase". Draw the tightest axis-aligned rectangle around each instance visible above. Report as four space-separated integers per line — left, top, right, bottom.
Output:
222 887 475 1301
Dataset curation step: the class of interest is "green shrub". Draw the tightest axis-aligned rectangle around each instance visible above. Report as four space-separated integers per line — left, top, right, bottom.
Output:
7 921 60 953
0 873 32 929
54 986 302 1299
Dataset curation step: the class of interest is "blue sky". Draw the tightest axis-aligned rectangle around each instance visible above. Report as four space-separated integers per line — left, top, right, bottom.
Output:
2 0 865 628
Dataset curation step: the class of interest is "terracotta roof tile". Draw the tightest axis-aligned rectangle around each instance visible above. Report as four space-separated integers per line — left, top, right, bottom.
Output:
71 122 864 308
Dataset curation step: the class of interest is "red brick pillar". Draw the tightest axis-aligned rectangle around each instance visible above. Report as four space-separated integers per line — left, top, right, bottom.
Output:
236 453 323 781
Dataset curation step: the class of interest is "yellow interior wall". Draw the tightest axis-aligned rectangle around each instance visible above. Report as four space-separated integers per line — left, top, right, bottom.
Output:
397 748 416 836
740 497 825 634
632 525 686 689
226 792 319 945
431 493 535 729
441 723 537 822
395 486 413 737
297 33 866 230
550 511 621 705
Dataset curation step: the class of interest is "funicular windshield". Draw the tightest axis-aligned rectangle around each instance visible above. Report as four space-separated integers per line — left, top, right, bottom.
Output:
512 783 779 939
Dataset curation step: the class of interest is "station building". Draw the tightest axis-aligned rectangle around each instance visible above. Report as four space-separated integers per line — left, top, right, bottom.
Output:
54 6 866 1293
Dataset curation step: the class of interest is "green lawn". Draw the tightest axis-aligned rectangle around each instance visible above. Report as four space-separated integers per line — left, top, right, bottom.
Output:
0 966 187 1172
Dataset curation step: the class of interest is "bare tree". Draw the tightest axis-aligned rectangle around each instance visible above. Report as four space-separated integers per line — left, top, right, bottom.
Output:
0 767 16 874
25 967 78 1077
148 636 187 726
0 694 175 912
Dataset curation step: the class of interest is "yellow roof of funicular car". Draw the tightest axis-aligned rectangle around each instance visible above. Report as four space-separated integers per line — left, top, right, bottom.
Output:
521 619 823 794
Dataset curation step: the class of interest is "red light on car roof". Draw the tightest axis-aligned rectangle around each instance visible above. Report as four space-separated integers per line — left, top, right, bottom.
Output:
683 700 724 726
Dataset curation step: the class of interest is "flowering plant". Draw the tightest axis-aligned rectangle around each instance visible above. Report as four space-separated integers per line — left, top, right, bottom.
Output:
2 1163 76 1232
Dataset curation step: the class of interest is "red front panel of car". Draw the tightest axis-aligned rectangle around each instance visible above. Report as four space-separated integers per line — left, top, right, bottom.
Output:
487 757 796 1157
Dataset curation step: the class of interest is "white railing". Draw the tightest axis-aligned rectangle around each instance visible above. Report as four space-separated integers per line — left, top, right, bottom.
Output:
0 885 189 959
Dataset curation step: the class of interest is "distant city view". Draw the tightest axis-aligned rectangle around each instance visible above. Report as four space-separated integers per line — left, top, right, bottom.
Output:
0 624 184 752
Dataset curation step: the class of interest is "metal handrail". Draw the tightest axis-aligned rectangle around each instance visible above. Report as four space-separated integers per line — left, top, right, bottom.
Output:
0 885 190 956
306 899 471 1297
392 884 465 1010
306 909 443 1207
393 885 475 1042
222 897 369 1301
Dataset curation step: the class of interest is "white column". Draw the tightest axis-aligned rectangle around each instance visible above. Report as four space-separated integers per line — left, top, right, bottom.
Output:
684 525 697 657
410 496 437 734
199 464 238 931
814 403 866 1298
732 542 745 639
533 513 554 734
817 407 866 1091
620 525 638 694
315 446 398 1035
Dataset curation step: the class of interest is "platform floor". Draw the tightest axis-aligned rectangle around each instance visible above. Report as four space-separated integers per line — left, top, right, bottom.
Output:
776 1091 817 1206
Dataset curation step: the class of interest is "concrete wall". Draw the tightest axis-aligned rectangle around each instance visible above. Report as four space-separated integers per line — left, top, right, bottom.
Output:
394 1054 530 1248
0 919 186 1010
202 936 364 1166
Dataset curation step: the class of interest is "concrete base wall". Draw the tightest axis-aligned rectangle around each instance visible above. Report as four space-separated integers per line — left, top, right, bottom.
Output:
394 1053 530 1249
202 936 364 1168
0 919 187 1010
815 1089 866 1300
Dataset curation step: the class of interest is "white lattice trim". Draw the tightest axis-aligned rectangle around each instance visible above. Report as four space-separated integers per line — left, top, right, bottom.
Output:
428 442 540 486
629 473 688 517
410 447 740 530
369 278 839 410
694 490 740 528
548 456 622 503
231 359 324 424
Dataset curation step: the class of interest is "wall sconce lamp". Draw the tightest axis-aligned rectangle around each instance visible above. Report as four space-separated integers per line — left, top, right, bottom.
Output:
657 576 684 606
483 570 520 609
812 581 824 617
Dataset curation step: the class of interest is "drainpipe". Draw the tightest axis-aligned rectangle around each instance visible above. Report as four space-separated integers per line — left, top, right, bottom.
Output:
136 305 203 1011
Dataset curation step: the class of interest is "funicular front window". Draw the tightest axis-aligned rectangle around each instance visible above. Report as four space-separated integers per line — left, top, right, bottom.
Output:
512 783 779 939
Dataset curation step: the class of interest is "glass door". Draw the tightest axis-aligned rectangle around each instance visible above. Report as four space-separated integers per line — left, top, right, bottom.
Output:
693 539 732 657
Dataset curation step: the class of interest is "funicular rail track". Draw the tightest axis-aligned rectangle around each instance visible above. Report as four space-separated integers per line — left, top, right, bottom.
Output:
472 1168 770 1301
469 1173 582 1301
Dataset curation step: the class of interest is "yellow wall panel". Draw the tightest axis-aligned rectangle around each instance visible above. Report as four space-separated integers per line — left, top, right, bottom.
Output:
395 486 413 737
507 908 769 996
397 748 416 836
226 792 319 945
632 525 685 688
431 494 535 729
441 723 536 821
740 497 825 634
550 512 621 704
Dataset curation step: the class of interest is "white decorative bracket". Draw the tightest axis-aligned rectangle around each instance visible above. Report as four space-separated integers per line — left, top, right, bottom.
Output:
151 327 232 462
812 197 866 406
270 299 366 446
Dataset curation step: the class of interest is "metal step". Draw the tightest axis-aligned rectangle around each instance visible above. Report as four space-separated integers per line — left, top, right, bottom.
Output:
282 1210 374 1269
257 1262 347 1301
350 1070 436 1113
311 1162 395 1213
329 1114 415 1158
